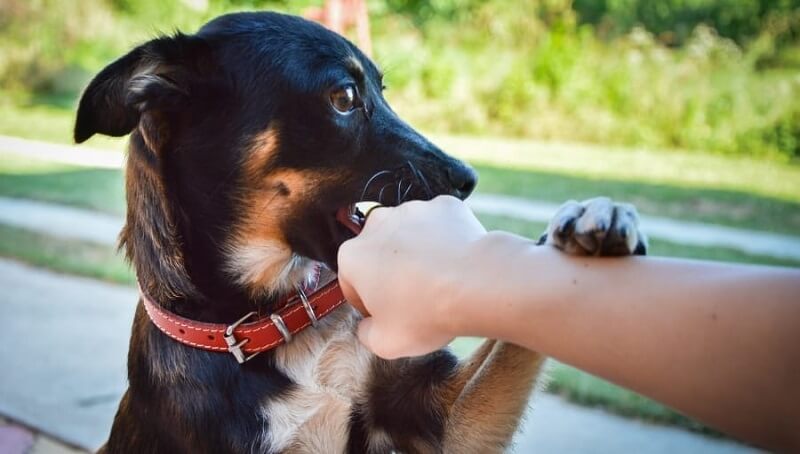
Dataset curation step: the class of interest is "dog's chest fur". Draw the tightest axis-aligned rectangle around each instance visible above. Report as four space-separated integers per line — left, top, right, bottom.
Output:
259 305 377 452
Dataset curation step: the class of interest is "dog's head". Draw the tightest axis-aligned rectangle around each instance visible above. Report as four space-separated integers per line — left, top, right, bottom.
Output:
75 12 476 305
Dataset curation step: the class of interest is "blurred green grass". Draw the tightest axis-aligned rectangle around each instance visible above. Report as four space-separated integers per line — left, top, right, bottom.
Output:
0 153 126 215
0 102 125 150
0 224 133 285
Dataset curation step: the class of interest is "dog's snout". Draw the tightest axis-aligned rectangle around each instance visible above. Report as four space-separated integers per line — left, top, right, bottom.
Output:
447 163 477 199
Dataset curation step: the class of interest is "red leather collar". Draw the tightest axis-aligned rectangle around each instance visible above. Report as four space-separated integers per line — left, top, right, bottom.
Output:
141 275 347 363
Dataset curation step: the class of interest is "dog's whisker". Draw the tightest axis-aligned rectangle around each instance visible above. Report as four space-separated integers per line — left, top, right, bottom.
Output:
395 179 405 204
407 161 433 199
401 181 414 203
377 182 393 205
360 169 393 202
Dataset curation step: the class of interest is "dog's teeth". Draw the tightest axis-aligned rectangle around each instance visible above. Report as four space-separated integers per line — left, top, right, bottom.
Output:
354 201 381 214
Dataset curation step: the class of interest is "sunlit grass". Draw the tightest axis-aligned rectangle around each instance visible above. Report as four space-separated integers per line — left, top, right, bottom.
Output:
433 134 800 203
0 153 126 215
0 224 133 285
0 101 126 150
471 165 800 235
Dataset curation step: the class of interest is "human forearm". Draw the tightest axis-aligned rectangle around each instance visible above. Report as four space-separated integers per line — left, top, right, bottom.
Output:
450 232 800 450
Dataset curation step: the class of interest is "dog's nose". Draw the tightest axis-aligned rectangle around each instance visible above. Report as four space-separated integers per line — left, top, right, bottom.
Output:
447 163 478 199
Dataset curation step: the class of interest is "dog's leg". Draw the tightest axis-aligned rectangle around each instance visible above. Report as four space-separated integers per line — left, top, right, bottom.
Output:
442 339 498 402
442 342 544 453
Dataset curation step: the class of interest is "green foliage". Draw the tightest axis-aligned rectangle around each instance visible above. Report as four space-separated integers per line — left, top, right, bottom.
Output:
573 0 800 45
376 0 800 161
1 0 799 161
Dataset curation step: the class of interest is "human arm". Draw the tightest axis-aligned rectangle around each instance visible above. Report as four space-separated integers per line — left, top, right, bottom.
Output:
337 196 800 451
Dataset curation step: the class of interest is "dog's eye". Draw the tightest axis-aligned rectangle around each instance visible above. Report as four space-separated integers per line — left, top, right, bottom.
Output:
330 84 357 113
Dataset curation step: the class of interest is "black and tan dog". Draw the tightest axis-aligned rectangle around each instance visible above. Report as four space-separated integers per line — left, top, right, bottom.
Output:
74 11 646 453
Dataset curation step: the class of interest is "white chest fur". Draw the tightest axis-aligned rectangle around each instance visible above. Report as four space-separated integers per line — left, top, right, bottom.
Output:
259 305 375 453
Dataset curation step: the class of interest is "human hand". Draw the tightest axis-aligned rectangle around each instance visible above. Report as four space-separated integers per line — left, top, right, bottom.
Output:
337 195 487 359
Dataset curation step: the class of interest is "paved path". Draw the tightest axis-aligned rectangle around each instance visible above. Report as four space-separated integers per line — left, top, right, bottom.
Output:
0 414 85 454
0 197 122 246
0 260 134 451
0 258 757 453
3 135 800 260
514 394 755 453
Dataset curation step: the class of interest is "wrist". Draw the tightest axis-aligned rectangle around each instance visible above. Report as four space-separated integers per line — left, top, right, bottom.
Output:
441 231 539 339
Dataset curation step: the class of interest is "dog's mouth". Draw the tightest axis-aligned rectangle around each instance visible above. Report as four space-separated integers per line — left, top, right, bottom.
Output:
306 161 461 268
336 204 368 235
335 162 436 235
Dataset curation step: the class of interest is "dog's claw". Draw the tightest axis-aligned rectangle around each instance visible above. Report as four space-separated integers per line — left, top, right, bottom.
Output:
557 217 576 237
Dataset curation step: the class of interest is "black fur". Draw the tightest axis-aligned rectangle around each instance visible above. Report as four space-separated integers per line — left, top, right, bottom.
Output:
77 11 478 453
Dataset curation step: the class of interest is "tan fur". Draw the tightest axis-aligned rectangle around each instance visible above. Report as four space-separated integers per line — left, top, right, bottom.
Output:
443 342 545 453
138 112 170 154
227 168 328 296
244 126 281 180
283 394 352 453
441 339 498 405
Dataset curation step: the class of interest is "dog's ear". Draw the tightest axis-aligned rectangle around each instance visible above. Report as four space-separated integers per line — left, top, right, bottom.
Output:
74 33 213 144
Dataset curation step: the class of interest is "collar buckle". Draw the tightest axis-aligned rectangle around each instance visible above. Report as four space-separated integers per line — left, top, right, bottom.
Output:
224 311 261 364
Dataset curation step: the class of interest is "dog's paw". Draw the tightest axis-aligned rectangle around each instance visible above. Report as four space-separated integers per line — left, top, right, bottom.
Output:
537 197 647 256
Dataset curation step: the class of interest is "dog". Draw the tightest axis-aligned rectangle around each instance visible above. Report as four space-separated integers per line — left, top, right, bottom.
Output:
74 11 647 453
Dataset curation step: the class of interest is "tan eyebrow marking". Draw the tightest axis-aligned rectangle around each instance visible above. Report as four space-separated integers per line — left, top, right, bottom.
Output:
345 56 365 81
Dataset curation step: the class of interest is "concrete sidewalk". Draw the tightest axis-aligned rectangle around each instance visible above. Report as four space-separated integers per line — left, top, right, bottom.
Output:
0 197 122 246
0 259 134 451
0 258 757 453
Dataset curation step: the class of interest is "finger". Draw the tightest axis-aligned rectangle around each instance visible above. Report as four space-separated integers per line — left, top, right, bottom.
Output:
360 204 391 233
358 201 385 223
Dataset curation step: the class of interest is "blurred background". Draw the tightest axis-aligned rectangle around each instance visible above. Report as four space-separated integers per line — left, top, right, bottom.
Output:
0 1 798 452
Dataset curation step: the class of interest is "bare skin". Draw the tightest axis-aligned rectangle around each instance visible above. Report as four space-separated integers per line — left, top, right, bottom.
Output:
337 195 800 452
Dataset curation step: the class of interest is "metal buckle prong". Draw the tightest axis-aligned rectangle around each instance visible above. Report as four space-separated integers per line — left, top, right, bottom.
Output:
295 284 318 327
224 311 261 364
